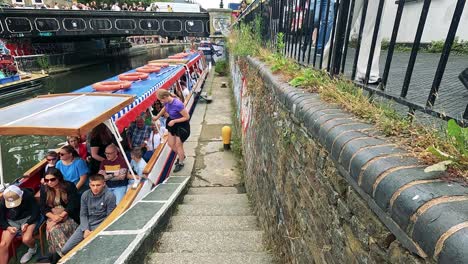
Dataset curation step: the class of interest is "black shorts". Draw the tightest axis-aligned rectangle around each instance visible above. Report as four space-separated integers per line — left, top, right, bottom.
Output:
166 117 190 142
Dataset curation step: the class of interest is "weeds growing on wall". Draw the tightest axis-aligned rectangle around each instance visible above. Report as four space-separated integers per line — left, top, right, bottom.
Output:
228 16 262 57
229 20 467 179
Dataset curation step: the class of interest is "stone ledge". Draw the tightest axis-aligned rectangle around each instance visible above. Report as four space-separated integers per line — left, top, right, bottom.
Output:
247 56 468 263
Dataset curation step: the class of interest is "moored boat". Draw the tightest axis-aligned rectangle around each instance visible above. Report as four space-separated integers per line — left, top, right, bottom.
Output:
0 51 208 263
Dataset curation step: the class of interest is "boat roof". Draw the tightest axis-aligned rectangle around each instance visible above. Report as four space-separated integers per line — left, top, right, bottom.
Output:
73 52 202 133
0 93 133 136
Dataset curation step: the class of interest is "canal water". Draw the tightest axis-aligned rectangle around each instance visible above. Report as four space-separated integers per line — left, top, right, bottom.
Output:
0 45 183 184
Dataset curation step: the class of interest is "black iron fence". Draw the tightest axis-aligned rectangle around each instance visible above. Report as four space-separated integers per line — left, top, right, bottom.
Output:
236 0 468 126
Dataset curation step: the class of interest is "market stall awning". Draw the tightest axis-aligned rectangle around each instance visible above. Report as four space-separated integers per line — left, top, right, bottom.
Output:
0 93 133 136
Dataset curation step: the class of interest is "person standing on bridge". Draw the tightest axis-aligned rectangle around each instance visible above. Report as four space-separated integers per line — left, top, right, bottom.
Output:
322 0 386 84
111 2 120 11
153 89 190 173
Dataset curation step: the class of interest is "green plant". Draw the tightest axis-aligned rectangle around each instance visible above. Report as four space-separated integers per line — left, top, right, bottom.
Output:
228 18 262 57
277 32 285 52
36 56 49 71
427 120 468 168
215 60 228 76
427 37 468 55
289 68 331 92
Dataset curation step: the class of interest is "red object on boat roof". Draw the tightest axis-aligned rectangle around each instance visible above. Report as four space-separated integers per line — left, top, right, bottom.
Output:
147 62 169 68
118 72 149 81
113 67 187 133
92 81 132 91
136 66 161 73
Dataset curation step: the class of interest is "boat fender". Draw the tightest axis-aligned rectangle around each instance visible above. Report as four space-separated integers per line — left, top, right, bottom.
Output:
118 72 149 81
136 66 161 73
92 81 132 91
168 55 185 59
147 62 169 68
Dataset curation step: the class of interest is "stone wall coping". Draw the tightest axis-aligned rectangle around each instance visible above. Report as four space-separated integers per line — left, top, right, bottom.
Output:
63 176 190 264
246 56 468 263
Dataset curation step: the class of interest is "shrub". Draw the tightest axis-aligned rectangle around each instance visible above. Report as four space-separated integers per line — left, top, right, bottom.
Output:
215 59 228 76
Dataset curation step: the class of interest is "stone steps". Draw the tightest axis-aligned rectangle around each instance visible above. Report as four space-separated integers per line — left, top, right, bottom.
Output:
156 231 266 253
187 186 241 195
175 204 253 216
167 215 259 231
182 193 249 205
147 252 274 264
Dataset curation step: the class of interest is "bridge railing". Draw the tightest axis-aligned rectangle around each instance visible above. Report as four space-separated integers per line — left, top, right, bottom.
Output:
236 0 467 126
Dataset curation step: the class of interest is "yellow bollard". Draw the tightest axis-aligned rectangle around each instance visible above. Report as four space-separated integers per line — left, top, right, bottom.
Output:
221 126 232 150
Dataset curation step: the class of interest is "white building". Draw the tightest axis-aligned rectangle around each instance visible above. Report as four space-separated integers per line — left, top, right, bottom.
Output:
379 0 468 43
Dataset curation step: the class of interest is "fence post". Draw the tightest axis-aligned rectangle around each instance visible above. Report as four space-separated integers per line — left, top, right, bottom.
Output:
331 0 351 76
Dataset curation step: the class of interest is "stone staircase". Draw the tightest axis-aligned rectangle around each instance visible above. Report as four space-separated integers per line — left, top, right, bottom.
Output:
147 187 274 264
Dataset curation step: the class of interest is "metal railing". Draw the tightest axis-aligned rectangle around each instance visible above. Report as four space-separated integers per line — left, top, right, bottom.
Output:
236 0 468 126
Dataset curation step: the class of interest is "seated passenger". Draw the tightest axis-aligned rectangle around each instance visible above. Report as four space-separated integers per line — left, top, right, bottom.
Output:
88 124 115 175
67 136 88 161
56 146 88 191
43 151 59 183
58 174 116 257
128 148 147 191
98 144 128 204
143 122 165 162
0 185 40 264
40 168 80 254
126 116 151 151
151 100 166 128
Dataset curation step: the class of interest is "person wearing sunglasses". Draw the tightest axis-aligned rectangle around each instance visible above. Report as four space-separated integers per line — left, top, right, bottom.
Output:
55 145 89 191
98 144 128 204
40 168 80 255
43 151 59 184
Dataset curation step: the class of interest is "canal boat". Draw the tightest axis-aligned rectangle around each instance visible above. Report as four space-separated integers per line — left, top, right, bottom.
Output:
0 51 208 262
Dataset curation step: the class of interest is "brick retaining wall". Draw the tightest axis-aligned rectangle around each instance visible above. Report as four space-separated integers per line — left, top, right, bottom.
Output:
230 56 468 264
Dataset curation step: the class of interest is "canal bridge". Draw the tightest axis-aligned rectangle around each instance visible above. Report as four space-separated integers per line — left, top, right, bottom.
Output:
0 9 212 39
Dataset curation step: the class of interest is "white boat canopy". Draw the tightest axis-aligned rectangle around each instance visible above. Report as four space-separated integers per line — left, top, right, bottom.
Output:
0 93 133 137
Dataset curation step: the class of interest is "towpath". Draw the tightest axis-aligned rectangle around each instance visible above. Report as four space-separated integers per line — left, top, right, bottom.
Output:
145 68 276 264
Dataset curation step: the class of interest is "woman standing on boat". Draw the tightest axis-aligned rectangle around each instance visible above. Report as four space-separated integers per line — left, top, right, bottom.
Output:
40 168 80 254
88 124 114 175
55 145 88 191
153 89 190 172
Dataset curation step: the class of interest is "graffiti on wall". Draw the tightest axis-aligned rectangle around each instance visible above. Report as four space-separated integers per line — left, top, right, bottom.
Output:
212 16 231 36
0 40 11 55
230 55 252 137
